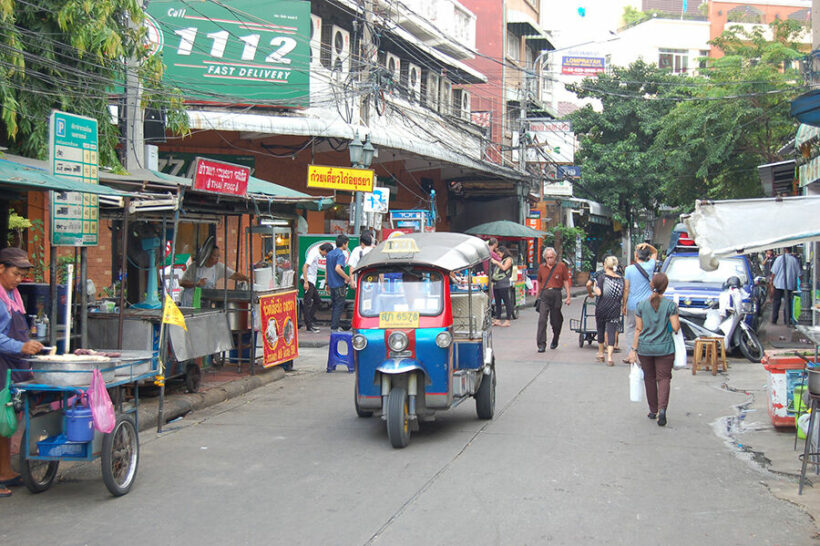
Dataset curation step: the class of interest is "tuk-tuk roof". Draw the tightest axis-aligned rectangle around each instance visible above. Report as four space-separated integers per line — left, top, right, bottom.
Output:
353 232 490 272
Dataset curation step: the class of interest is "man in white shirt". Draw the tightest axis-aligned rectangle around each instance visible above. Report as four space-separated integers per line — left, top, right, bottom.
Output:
301 243 333 332
347 231 374 287
179 246 247 307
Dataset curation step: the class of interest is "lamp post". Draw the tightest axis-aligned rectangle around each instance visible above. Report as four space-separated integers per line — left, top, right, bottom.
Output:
349 131 375 235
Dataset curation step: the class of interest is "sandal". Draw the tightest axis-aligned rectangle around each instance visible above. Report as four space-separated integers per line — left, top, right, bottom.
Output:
595 354 605 362
607 359 615 367
0 487 11 498
0 475 23 487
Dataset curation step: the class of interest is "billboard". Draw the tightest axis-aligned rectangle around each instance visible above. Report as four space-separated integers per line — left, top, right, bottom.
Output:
145 0 311 107
526 119 575 165
561 55 606 76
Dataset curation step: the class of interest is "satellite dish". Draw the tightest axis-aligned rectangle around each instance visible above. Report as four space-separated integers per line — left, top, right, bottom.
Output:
196 235 216 267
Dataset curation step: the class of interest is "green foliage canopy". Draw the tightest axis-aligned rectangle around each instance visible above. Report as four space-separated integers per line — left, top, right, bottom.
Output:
0 0 187 168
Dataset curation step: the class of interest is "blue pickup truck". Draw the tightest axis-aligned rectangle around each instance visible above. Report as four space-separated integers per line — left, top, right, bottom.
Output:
661 225 763 329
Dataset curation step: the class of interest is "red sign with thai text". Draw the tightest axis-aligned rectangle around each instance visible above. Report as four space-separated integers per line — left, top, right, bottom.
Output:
259 290 299 368
193 158 250 196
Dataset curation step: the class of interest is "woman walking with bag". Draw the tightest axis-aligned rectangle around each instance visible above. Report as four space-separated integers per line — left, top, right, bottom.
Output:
491 246 514 327
592 256 626 366
627 272 680 427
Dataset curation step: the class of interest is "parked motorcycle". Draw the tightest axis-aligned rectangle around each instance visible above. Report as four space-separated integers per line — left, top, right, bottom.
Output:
677 276 765 363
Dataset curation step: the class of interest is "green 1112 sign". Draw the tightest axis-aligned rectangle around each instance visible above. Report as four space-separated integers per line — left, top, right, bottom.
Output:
146 0 310 106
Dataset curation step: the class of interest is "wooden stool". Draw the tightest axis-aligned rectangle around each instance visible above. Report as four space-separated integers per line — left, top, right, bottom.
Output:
692 336 728 375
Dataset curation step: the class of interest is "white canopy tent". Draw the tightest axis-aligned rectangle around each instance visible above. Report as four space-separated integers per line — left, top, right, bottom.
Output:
683 196 820 271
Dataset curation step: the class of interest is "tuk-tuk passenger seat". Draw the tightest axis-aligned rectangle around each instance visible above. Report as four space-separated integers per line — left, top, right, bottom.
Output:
450 292 488 336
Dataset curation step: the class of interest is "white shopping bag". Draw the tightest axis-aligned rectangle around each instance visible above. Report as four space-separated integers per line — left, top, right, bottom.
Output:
673 329 687 370
629 362 644 403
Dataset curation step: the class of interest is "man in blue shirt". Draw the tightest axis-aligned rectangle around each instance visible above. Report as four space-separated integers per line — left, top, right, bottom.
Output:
770 247 801 325
623 243 657 362
325 234 351 331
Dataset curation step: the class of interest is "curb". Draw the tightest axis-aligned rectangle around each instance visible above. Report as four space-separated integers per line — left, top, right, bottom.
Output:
135 366 286 432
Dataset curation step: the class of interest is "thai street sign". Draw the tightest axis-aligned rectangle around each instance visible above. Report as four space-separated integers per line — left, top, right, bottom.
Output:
259 290 299 368
49 111 99 246
192 158 250 196
145 0 311 107
307 165 374 192
362 187 390 213
159 152 255 178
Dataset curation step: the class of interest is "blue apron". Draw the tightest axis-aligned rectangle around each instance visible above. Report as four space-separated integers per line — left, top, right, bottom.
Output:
0 307 34 389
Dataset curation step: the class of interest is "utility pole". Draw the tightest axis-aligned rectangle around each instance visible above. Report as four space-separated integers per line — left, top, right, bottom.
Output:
124 2 145 171
353 0 374 235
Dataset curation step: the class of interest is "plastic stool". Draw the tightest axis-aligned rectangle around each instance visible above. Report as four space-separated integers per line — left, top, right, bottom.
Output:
327 331 355 373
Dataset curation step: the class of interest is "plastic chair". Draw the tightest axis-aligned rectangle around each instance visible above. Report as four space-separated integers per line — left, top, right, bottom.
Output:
327 331 355 373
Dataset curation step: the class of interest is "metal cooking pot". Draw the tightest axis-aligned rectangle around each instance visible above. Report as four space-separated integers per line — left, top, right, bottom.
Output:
226 301 250 331
809 368 820 397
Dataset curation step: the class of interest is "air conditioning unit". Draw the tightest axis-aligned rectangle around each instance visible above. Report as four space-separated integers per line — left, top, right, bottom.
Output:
406 63 421 102
385 52 401 84
310 14 323 68
425 71 440 111
439 79 452 115
330 25 351 77
453 89 471 121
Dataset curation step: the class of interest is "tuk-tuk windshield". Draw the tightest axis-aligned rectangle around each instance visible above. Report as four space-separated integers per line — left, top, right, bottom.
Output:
358 269 444 317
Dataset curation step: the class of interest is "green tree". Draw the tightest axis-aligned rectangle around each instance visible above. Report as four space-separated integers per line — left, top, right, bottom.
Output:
0 0 187 168
651 20 805 208
567 61 687 228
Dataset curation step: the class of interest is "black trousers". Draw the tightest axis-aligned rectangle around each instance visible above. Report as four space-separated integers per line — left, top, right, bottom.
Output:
596 314 619 347
494 285 513 320
302 281 321 329
772 288 794 324
536 288 563 349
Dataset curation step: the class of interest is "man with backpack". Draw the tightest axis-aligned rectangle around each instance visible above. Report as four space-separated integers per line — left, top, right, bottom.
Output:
623 243 657 362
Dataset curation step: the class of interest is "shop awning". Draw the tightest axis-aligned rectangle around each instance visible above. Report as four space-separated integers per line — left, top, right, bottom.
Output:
796 123 820 148
683 196 820 271
756 159 795 196
247 176 334 211
0 157 129 196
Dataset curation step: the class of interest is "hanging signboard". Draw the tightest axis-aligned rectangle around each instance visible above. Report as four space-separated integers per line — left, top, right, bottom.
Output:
561 55 606 75
159 152 255 178
307 164 374 192
145 0 311 107
259 290 299 368
362 187 390 213
49 111 99 246
192 158 250 196
526 119 575 165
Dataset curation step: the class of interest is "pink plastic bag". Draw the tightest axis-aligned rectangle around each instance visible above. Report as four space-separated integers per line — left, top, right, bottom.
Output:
87 368 116 434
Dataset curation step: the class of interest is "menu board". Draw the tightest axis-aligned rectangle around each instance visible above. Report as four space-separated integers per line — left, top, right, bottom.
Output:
258 290 299 368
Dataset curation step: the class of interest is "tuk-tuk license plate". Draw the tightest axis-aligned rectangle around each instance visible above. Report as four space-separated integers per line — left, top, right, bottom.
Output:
379 311 420 328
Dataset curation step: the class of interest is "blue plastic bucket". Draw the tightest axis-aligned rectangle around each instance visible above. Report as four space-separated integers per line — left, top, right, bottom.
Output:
65 405 94 442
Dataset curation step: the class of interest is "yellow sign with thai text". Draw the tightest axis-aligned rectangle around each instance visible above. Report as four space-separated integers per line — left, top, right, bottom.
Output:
379 311 420 328
307 164 374 192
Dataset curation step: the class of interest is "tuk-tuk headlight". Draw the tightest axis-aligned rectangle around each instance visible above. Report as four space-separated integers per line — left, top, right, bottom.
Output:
435 331 452 348
388 331 409 352
352 334 368 351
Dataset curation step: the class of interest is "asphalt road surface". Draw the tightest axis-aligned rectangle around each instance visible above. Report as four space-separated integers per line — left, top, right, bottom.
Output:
2 299 815 545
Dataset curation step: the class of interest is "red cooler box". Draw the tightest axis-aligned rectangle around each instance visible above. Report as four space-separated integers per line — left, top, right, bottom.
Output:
762 355 808 428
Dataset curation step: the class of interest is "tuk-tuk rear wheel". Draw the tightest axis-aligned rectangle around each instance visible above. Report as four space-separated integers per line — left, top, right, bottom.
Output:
386 387 410 448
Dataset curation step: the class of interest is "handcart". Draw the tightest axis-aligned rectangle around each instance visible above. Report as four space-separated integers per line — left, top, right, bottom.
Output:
11 350 156 496
570 296 598 347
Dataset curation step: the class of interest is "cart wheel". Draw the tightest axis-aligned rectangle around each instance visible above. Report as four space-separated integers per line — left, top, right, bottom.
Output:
185 363 202 393
354 381 373 418
386 387 410 448
475 363 496 420
101 415 139 497
18 432 59 494
579 333 585 348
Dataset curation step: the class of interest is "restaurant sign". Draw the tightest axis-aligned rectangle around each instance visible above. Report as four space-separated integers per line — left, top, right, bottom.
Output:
259 290 299 368
145 0 311 107
192 158 250 196
307 165 374 192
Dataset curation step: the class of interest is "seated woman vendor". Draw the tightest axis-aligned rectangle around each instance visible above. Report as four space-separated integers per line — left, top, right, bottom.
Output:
0 248 43 498
179 245 248 307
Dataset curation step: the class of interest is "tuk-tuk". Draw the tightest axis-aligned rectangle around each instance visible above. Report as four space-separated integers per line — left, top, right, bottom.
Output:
351 233 496 448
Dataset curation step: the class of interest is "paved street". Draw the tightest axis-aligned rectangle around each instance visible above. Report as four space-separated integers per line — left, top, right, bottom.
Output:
2 299 816 545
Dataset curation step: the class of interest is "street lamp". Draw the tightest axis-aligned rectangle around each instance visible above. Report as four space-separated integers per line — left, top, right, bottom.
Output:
349 131 376 235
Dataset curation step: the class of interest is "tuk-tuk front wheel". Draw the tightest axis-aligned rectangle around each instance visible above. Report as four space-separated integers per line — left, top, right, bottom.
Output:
476 365 496 420
386 387 411 448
